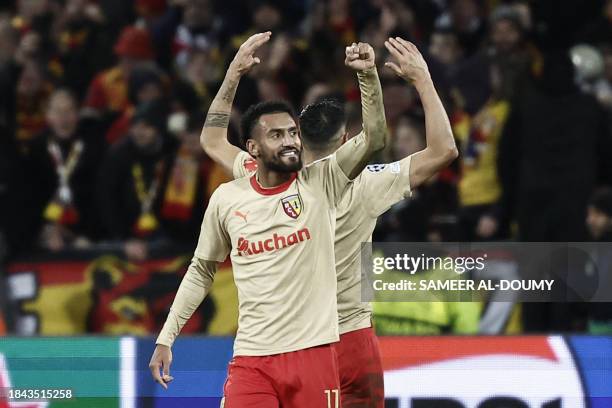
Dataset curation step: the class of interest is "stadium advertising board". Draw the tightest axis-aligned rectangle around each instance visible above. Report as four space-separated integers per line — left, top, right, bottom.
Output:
0 336 610 407
380 336 588 407
0 338 121 407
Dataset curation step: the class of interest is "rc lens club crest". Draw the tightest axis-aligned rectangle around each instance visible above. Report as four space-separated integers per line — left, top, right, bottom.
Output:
281 194 302 219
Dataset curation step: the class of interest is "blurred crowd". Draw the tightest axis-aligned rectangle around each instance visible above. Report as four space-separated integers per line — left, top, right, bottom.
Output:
1 0 612 333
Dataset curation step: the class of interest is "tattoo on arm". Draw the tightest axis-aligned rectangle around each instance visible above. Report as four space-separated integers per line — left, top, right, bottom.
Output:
204 112 230 128
221 86 236 104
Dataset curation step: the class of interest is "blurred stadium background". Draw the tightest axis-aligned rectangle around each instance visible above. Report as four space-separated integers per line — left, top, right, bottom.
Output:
0 0 612 406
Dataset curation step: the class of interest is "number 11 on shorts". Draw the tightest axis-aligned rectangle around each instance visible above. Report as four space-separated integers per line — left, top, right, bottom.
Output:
324 389 339 408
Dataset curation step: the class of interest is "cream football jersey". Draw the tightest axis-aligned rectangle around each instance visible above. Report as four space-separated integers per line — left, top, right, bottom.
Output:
234 143 413 335
193 152 356 356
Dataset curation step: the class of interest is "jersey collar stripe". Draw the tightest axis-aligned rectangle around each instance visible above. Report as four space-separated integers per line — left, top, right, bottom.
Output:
249 172 297 196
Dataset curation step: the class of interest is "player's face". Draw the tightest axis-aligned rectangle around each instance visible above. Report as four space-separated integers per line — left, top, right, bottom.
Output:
250 112 303 173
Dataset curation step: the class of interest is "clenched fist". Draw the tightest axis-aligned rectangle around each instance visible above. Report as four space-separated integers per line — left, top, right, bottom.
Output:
345 42 376 72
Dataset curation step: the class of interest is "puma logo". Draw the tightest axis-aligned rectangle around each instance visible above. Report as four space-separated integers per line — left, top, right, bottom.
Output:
234 210 249 223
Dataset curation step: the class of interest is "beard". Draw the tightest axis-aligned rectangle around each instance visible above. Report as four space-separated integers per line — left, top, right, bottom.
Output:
260 147 303 173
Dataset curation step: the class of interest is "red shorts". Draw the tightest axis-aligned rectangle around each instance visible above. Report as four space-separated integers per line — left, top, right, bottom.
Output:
222 344 340 408
336 327 385 408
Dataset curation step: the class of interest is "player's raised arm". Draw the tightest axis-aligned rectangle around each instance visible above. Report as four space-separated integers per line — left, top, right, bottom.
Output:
335 42 388 180
200 32 272 176
384 37 458 188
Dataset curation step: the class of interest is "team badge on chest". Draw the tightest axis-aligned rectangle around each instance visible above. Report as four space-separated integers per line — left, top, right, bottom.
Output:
281 194 303 219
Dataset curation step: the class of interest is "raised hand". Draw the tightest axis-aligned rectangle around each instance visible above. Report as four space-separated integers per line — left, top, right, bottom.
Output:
229 32 272 76
384 37 430 84
345 42 376 72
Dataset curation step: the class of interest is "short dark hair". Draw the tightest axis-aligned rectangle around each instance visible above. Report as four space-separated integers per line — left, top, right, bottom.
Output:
239 100 296 149
298 99 346 149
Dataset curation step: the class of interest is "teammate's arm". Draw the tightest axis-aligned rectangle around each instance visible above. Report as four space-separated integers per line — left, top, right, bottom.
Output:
384 37 458 188
335 42 388 180
149 258 217 388
200 32 271 176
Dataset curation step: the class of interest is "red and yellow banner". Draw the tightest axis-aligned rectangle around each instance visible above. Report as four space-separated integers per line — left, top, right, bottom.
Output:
7 251 238 336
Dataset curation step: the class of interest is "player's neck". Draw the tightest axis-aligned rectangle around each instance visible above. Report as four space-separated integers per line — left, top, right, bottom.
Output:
255 168 295 188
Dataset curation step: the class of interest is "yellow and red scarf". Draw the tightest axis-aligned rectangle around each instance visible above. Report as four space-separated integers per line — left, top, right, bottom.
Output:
161 148 199 221
43 140 84 225
132 160 165 237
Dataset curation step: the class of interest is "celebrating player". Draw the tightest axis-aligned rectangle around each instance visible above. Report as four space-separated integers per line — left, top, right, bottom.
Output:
203 36 458 407
149 31 388 407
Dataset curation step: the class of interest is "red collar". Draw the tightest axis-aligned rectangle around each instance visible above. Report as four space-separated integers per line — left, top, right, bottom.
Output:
250 172 297 196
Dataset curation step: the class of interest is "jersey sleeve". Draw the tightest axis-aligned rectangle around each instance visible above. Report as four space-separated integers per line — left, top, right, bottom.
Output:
156 257 217 347
232 151 258 179
359 154 413 218
302 151 352 207
193 187 231 261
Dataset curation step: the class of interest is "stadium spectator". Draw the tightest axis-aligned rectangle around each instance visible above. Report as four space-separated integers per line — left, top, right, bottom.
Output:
499 52 611 332
586 188 612 334
51 0 110 100
162 110 227 243
454 63 510 241
172 50 219 114
20 89 104 251
450 4 536 116
229 0 301 109
106 66 167 144
375 114 458 242
429 27 464 69
83 26 156 121
357 0 420 61
587 187 612 241
15 60 52 149
96 101 174 260
172 0 224 71
434 0 486 57
11 0 54 44
498 51 610 243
